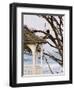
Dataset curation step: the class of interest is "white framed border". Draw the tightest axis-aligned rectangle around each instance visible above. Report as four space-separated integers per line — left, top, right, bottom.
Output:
16 7 70 84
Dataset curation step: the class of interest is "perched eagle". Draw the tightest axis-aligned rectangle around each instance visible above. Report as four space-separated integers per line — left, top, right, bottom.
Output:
43 29 50 39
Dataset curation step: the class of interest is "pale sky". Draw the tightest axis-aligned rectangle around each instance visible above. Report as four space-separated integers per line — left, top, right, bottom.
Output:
23 15 48 30
23 15 56 38
23 14 64 38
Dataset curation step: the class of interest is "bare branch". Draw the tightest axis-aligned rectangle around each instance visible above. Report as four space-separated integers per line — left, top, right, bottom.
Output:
43 52 63 66
44 55 54 74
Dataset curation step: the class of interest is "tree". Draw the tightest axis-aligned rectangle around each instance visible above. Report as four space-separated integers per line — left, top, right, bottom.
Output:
32 15 64 66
